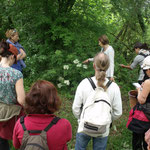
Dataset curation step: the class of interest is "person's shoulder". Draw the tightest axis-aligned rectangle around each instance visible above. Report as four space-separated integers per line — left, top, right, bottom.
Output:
57 118 72 128
10 68 23 79
11 68 23 76
133 54 142 61
107 45 114 53
144 79 150 86
108 81 120 90
108 45 114 50
78 78 90 87
59 118 71 124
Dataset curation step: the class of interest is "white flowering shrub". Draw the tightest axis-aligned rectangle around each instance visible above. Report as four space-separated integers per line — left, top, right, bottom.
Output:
52 53 94 92
27 47 96 93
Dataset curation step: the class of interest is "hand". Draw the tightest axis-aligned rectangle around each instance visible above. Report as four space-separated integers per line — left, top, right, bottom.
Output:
83 59 89 64
119 64 125 68
148 145 150 150
110 77 115 82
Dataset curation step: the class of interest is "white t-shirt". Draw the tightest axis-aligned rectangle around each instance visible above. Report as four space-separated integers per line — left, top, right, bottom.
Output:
89 45 114 78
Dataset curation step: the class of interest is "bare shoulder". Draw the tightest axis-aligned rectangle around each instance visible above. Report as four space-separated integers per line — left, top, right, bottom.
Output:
144 79 150 86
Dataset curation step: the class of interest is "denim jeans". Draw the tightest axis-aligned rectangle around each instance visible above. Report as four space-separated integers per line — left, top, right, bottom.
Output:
0 137 10 150
75 133 108 150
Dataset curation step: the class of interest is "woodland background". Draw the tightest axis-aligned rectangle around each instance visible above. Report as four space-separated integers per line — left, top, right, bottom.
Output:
1 0 150 149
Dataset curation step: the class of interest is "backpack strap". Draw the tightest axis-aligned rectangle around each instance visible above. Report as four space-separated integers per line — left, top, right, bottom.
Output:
87 78 96 90
44 117 60 132
20 116 61 133
20 116 41 133
138 53 148 58
20 116 26 131
87 77 112 90
106 80 112 89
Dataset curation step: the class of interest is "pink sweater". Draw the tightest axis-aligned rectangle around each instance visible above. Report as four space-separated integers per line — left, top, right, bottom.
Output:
13 114 72 150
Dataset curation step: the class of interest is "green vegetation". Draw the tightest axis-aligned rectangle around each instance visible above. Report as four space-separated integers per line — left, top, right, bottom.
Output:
10 95 132 150
1 0 150 149
57 95 133 150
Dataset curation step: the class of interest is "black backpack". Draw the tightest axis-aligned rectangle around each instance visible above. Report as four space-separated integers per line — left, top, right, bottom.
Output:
20 116 60 150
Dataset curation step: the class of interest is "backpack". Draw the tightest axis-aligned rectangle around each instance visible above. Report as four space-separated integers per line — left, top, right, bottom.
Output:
138 52 149 58
78 78 112 137
138 50 150 64
20 116 60 150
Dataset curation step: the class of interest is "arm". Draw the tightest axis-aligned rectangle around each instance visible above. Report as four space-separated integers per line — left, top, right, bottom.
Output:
137 80 150 104
120 64 132 70
63 120 72 142
145 129 150 150
13 120 22 149
72 84 84 119
17 48 26 60
111 84 122 120
120 55 141 70
15 78 25 106
83 58 93 64
108 48 114 77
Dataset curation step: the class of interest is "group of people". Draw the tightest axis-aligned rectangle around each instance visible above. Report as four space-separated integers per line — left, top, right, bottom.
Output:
120 42 150 150
78 34 150 150
0 30 150 150
0 29 72 150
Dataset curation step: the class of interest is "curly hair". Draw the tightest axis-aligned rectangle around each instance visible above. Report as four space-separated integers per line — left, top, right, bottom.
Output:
5 29 18 39
24 80 61 114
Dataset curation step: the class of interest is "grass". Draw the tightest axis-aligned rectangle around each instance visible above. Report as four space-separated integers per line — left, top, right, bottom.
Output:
10 92 132 150
57 93 133 150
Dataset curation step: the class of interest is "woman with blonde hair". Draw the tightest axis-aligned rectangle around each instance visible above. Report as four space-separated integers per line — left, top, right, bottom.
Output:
5 29 26 72
73 52 122 150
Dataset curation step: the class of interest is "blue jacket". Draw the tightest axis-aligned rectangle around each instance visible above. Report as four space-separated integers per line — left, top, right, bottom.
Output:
6 39 26 72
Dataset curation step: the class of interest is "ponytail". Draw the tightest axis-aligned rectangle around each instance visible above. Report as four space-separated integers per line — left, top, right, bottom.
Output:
94 52 109 90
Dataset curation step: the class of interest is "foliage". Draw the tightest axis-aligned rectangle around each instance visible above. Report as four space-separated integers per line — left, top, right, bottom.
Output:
0 0 149 93
10 93 132 150
3 0 150 149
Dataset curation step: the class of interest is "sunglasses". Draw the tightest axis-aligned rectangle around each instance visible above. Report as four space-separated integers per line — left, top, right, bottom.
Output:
11 29 17 36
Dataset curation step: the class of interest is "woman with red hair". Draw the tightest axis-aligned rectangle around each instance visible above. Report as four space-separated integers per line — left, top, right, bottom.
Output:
13 80 72 150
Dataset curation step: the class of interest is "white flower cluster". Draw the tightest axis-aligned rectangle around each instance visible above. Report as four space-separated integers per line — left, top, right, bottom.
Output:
63 65 69 70
73 59 88 69
83 64 88 69
73 59 79 64
57 77 70 88
57 59 88 89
